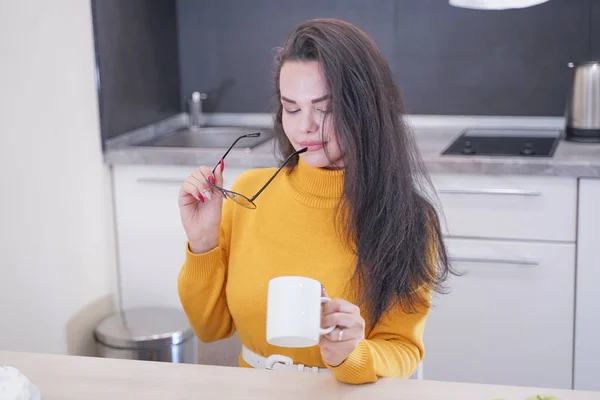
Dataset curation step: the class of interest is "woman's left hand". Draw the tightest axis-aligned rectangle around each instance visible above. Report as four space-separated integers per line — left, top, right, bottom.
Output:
319 288 366 367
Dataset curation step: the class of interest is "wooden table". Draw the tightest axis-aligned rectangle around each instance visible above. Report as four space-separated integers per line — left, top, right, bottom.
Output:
1 351 598 399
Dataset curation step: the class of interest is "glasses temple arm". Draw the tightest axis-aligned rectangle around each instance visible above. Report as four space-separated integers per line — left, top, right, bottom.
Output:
212 132 261 174
249 148 307 202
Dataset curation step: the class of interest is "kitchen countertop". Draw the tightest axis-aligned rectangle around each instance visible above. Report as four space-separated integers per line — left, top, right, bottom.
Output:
104 114 600 178
2 351 599 400
416 128 600 177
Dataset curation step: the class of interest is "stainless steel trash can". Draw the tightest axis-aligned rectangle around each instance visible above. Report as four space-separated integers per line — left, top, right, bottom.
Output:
94 307 196 363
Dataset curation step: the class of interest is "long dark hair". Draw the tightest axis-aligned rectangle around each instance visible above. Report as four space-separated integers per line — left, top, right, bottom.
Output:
273 18 454 327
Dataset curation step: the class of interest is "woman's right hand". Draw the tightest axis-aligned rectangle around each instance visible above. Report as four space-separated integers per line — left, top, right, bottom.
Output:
179 160 225 254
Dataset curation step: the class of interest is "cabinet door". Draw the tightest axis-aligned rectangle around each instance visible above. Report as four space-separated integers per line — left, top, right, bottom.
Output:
574 178 600 391
430 174 577 242
112 164 245 310
423 238 575 389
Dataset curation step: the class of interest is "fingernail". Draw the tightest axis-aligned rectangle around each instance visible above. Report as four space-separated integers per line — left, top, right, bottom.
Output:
220 158 224 172
202 189 213 201
208 176 216 185
198 193 205 203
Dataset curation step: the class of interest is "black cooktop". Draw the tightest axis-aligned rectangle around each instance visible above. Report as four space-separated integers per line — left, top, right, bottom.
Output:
442 128 561 157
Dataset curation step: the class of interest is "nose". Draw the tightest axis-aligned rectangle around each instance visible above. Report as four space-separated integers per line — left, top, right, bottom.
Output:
298 110 319 135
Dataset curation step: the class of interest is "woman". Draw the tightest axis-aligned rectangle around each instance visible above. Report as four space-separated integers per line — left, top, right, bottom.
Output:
177 18 452 384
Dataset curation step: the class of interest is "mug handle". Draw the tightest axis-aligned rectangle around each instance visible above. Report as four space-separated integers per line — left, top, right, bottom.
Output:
319 297 336 335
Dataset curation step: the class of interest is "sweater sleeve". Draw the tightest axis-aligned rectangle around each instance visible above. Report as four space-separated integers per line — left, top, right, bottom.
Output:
177 198 236 343
325 297 430 384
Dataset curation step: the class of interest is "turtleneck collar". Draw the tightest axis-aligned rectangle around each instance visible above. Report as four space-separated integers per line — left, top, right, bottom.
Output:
284 156 345 209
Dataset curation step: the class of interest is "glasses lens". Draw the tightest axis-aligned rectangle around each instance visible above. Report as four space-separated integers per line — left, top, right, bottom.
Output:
224 190 256 209
206 178 256 209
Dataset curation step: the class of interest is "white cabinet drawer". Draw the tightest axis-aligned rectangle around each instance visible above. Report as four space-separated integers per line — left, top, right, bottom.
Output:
424 238 575 389
430 174 577 242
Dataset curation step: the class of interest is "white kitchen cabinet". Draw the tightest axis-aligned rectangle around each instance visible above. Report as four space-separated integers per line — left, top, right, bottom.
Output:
111 164 246 311
574 178 600 391
425 173 577 389
430 174 577 242
423 238 575 389
110 164 582 382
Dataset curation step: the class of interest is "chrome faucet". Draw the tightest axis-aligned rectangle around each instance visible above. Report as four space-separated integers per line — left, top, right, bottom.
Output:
188 91 207 130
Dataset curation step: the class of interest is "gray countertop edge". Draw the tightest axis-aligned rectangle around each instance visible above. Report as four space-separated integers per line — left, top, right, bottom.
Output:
104 113 600 179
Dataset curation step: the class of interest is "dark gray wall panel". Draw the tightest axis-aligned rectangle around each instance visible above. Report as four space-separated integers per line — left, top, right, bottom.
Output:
393 0 590 116
177 0 395 113
177 0 592 116
591 0 600 59
92 0 180 141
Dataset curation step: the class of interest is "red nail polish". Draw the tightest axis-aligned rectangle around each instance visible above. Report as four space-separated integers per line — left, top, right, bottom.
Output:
198 193 205 203
220 158 224 172
208 176 215 185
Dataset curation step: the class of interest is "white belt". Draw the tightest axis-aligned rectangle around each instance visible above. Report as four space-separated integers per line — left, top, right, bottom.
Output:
241 345 332 374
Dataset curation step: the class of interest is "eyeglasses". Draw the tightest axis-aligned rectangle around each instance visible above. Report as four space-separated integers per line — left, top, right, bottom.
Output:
207 132 307 209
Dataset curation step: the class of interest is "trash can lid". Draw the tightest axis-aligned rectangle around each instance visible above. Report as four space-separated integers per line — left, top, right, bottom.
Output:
94 307 194 349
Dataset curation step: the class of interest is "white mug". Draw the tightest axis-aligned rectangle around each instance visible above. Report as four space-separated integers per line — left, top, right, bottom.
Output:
266 276 336 348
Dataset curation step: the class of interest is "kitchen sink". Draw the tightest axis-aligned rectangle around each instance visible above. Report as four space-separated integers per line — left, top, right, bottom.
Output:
139 126 275 149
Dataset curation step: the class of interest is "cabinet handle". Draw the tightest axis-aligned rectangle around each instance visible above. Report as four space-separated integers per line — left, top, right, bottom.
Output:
136 178 183 184
438 188 541 196
449 256 539 266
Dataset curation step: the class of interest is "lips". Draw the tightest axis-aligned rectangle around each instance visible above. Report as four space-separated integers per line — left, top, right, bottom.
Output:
299 141 326 152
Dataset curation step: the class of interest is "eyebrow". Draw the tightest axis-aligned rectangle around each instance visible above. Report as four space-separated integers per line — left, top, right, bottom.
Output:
280 94 331 104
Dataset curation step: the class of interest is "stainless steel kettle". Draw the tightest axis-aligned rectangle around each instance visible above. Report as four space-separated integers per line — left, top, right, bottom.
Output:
565 61 600 142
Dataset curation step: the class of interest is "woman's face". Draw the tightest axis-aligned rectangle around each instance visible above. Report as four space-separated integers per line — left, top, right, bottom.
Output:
279 61 343 169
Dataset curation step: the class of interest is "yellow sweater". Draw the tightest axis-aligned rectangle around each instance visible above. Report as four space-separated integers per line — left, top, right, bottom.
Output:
177 157 429 384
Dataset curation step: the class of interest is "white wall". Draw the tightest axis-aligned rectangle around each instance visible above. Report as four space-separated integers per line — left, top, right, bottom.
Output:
0 1 118 355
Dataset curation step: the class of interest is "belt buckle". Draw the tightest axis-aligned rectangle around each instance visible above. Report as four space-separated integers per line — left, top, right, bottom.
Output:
265 354 294 370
